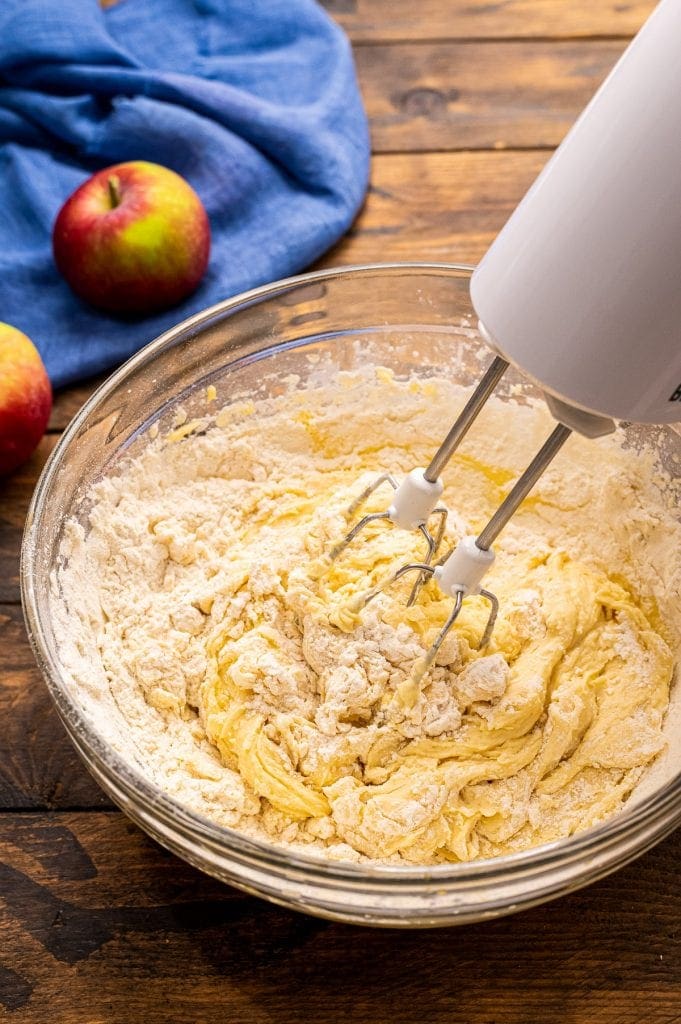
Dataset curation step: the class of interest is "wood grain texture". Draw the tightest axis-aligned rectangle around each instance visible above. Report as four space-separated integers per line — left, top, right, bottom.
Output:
0 812 680 1021
357 39 622 152
322 149 548 267
322 0 654 42
0 606 110 811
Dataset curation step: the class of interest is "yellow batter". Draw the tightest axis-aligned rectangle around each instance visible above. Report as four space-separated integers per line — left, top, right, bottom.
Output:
191 371 676 862
60 367 680 863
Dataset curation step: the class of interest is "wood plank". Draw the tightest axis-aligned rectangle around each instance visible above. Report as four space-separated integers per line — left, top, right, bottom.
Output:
0 810 680 1020
322 149 548 266
323 0 654 42
357 39 622 152
0 605 111 810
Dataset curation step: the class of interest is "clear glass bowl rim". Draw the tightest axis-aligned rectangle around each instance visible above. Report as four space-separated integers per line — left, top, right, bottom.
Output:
20 260 681 889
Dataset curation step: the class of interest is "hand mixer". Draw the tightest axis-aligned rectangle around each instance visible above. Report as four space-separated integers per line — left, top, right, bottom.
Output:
330 0 681 675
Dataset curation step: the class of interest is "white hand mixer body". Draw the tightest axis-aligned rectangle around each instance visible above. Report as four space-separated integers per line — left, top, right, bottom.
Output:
331 0 681 661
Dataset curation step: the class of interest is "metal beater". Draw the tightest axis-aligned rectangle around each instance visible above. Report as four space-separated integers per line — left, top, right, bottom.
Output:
329 0 681 671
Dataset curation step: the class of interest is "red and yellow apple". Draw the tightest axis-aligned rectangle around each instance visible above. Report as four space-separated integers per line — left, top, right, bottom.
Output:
52 161 211 316
0 323 52 476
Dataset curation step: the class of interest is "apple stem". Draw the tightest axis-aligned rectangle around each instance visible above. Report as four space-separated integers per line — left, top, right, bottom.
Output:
107 175 121 209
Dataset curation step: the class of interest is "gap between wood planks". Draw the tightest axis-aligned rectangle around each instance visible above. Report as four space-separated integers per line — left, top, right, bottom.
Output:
351 33 636 45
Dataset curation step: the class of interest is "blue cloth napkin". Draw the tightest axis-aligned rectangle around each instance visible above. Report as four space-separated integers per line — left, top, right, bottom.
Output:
0 0 369 387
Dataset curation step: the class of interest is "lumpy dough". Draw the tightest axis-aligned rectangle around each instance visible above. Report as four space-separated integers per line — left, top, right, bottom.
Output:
55 368 681 864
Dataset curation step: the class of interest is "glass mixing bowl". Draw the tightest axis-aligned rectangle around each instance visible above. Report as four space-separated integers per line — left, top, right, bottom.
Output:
22 264 681 927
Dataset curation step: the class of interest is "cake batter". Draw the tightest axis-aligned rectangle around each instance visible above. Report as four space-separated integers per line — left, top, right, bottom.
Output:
54 368 681 863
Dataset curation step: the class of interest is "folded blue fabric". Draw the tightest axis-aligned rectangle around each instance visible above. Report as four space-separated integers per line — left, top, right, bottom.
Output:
0 0 369 387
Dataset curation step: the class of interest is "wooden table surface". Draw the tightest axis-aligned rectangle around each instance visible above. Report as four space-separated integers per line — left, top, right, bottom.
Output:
3 1 680 1021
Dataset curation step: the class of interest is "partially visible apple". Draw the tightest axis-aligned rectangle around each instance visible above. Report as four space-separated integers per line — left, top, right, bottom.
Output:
52 161 211 315
0 323 52 476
